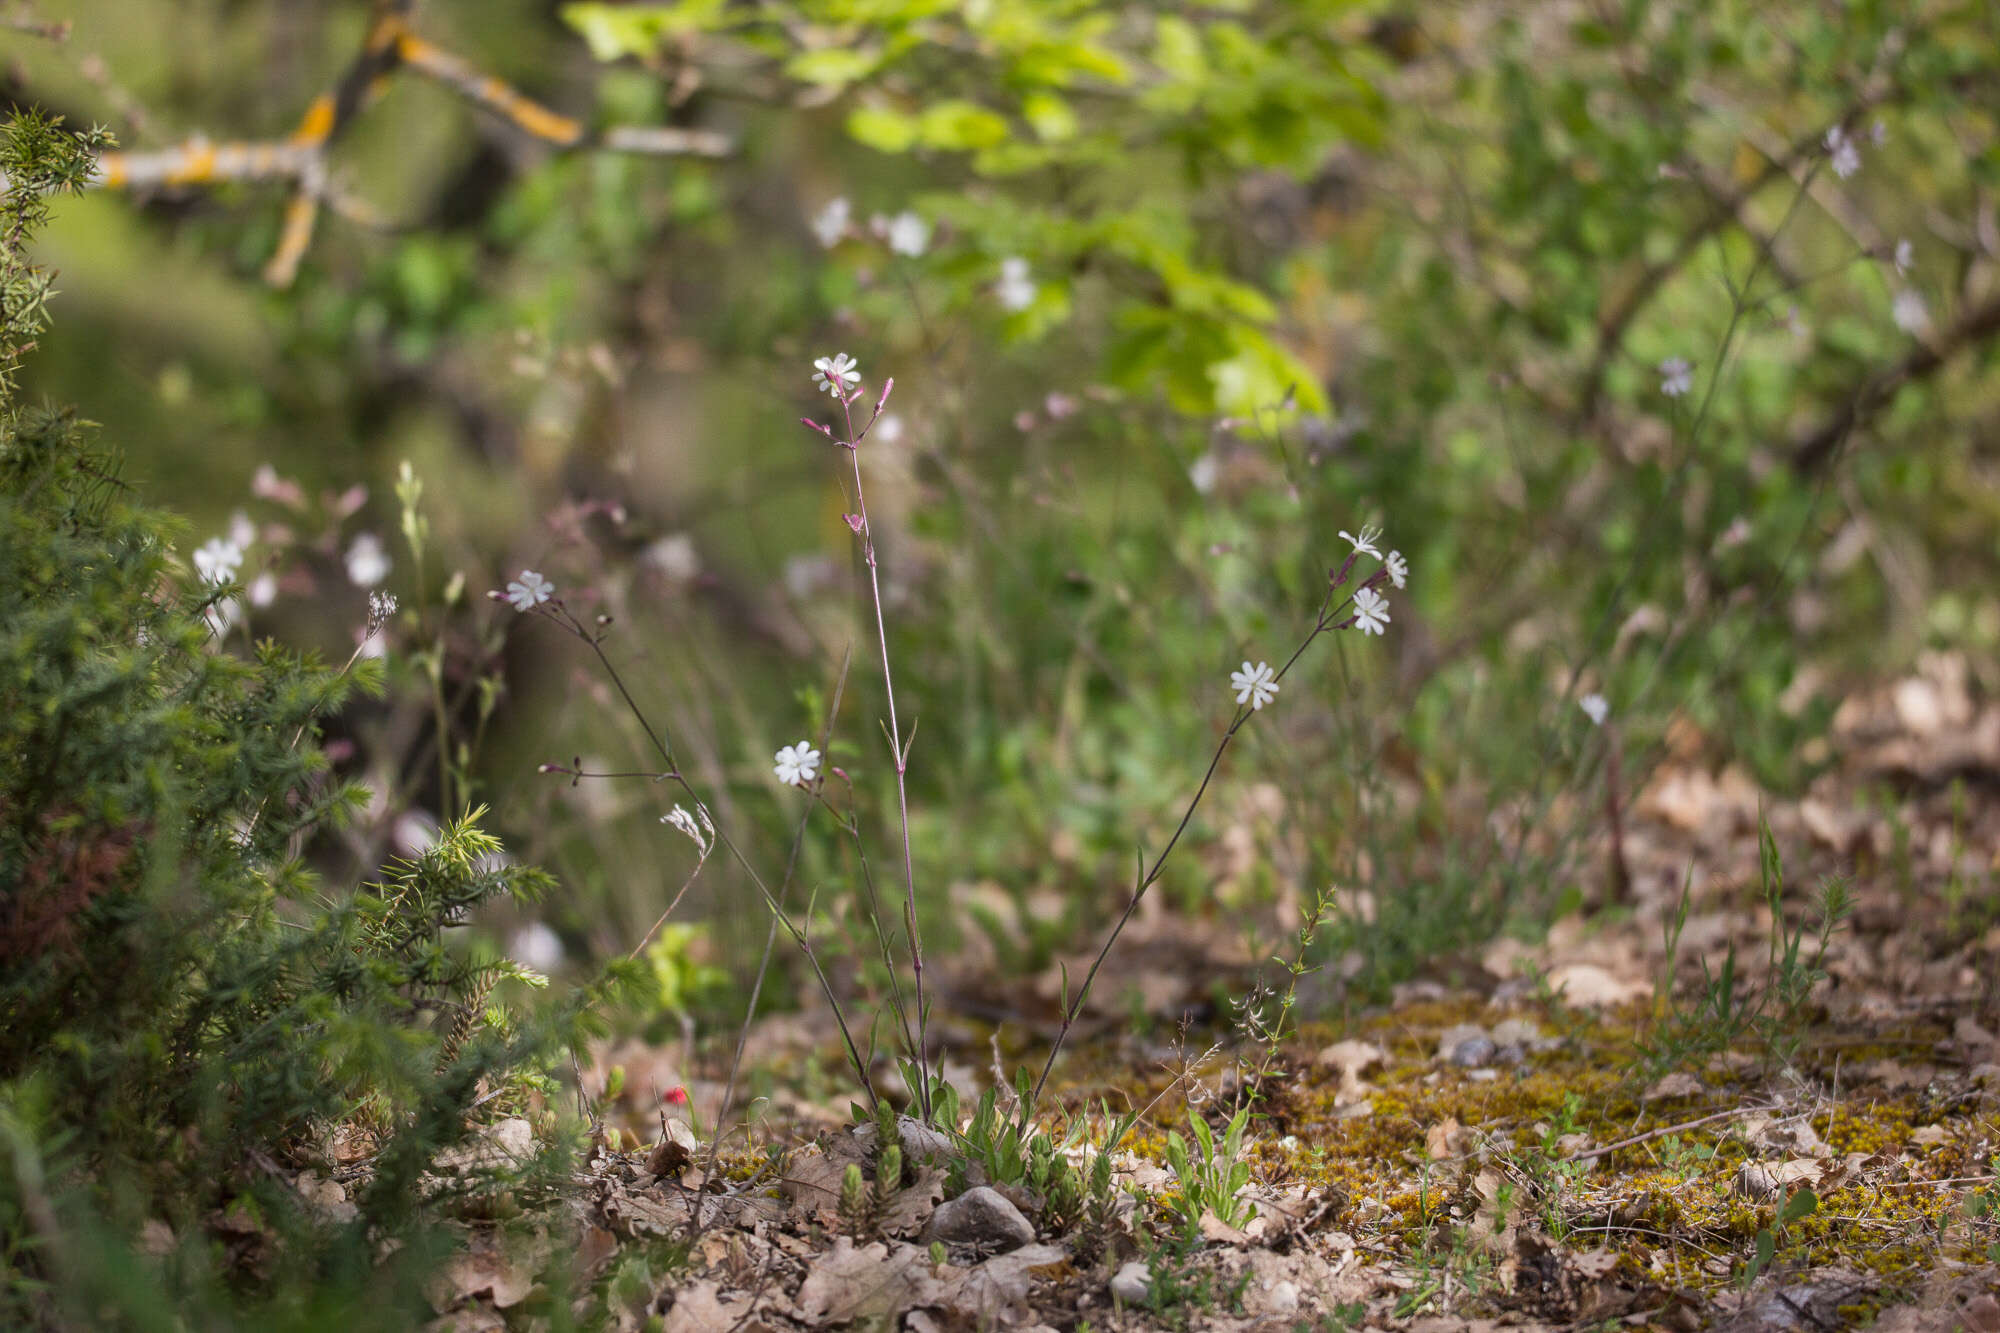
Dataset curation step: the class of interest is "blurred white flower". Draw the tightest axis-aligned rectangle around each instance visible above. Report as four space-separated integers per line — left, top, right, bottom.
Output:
1188 453 1219 495
873 413 905 444
1893 237 1913 275
1825 125 1860 179
1659 357 1693 398
344 531 391 587
1338 525 1383 559
773 741 822 787
1384 550 1408 590
1351 587 1390 636
995 257 1036 312
506 570 554 611
1230 660 1280 711
811 196 850 248
1892 288 1929 334
1580 693 1610 727
641 533 702 583
813 352 861 396
393 809 439 856
509 922 565 972
202 597 241 636
247 571 278 608
228 510 256 550
884 210 930 257
194 537 244 585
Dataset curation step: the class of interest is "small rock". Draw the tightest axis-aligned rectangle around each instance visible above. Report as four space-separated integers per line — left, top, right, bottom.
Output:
1266 1280 1300 1313
1439 1024 1498 1067
922 1186 1035 1251
1109 1260 1150 1306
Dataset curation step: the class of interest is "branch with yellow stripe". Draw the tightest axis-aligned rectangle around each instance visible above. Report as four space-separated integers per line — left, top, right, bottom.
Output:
90 2 730 286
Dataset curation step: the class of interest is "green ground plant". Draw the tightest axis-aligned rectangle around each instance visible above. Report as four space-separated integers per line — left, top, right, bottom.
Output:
0 111 624 1329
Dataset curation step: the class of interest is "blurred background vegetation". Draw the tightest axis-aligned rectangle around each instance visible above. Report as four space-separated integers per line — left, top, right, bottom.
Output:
8 0 1997 1034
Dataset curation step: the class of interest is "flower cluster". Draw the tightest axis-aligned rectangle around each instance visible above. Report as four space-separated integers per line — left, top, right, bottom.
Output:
1229 521 1405 713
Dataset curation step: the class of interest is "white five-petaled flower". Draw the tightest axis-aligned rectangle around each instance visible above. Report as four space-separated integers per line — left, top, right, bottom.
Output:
1659 356 1693 398
995 257 1036 312
506 570 554 612
193 536 244 585
1892 288 1929 334
1825 125 1860 179
344 531 392 587
1580 693 1610 726
773 741 821 787
810 197 850 248
1351 587 1390 636
1338 525 1383 559
1230 660 1280 711
813 353 861 396
1384 550 1408 590
883 210 931 257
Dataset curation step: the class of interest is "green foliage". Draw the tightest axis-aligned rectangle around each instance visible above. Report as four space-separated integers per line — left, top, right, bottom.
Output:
1638 817 1852 1076
1161 1106 1257 1234
561 0 1383 416
0 110 607 1327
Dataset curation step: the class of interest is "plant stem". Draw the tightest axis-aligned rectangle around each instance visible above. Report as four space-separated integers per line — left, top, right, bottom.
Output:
1022 585 1350 1124
838 390 932 1122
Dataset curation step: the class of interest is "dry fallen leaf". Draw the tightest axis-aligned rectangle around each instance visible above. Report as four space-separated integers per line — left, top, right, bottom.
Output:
794 1239 944 1326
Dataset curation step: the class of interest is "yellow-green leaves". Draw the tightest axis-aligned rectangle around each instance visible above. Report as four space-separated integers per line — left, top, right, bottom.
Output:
560 1 728 60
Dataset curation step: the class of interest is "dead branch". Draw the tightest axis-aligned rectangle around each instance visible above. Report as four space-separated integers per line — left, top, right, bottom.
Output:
1790 290 2000 473
83 0 731 286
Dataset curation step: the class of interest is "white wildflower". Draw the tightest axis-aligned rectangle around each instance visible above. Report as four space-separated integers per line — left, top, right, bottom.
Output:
1188 453 1219 495
1825 125 1860 179
884 210 930 257
193 536 244 585
1351 587 1390 636
1384 550 1408 590
393 809 439 856
995 257 1036 312
641 533 701 583
1892 288 1929 334
773 741 822 787
1229 660 1280 711
1580 693 1610 727
812 352 861 396
1659 356 1693 398
228 510 256 550
1338 525 1383 559
505 570 554 611
202 597 241 636
509 921 565 972
810 197 850 248
247 572 278 608
344 531 392 587
873 413 905 444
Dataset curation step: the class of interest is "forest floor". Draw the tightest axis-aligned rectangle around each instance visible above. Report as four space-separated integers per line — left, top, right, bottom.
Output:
424 656 2000 1332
